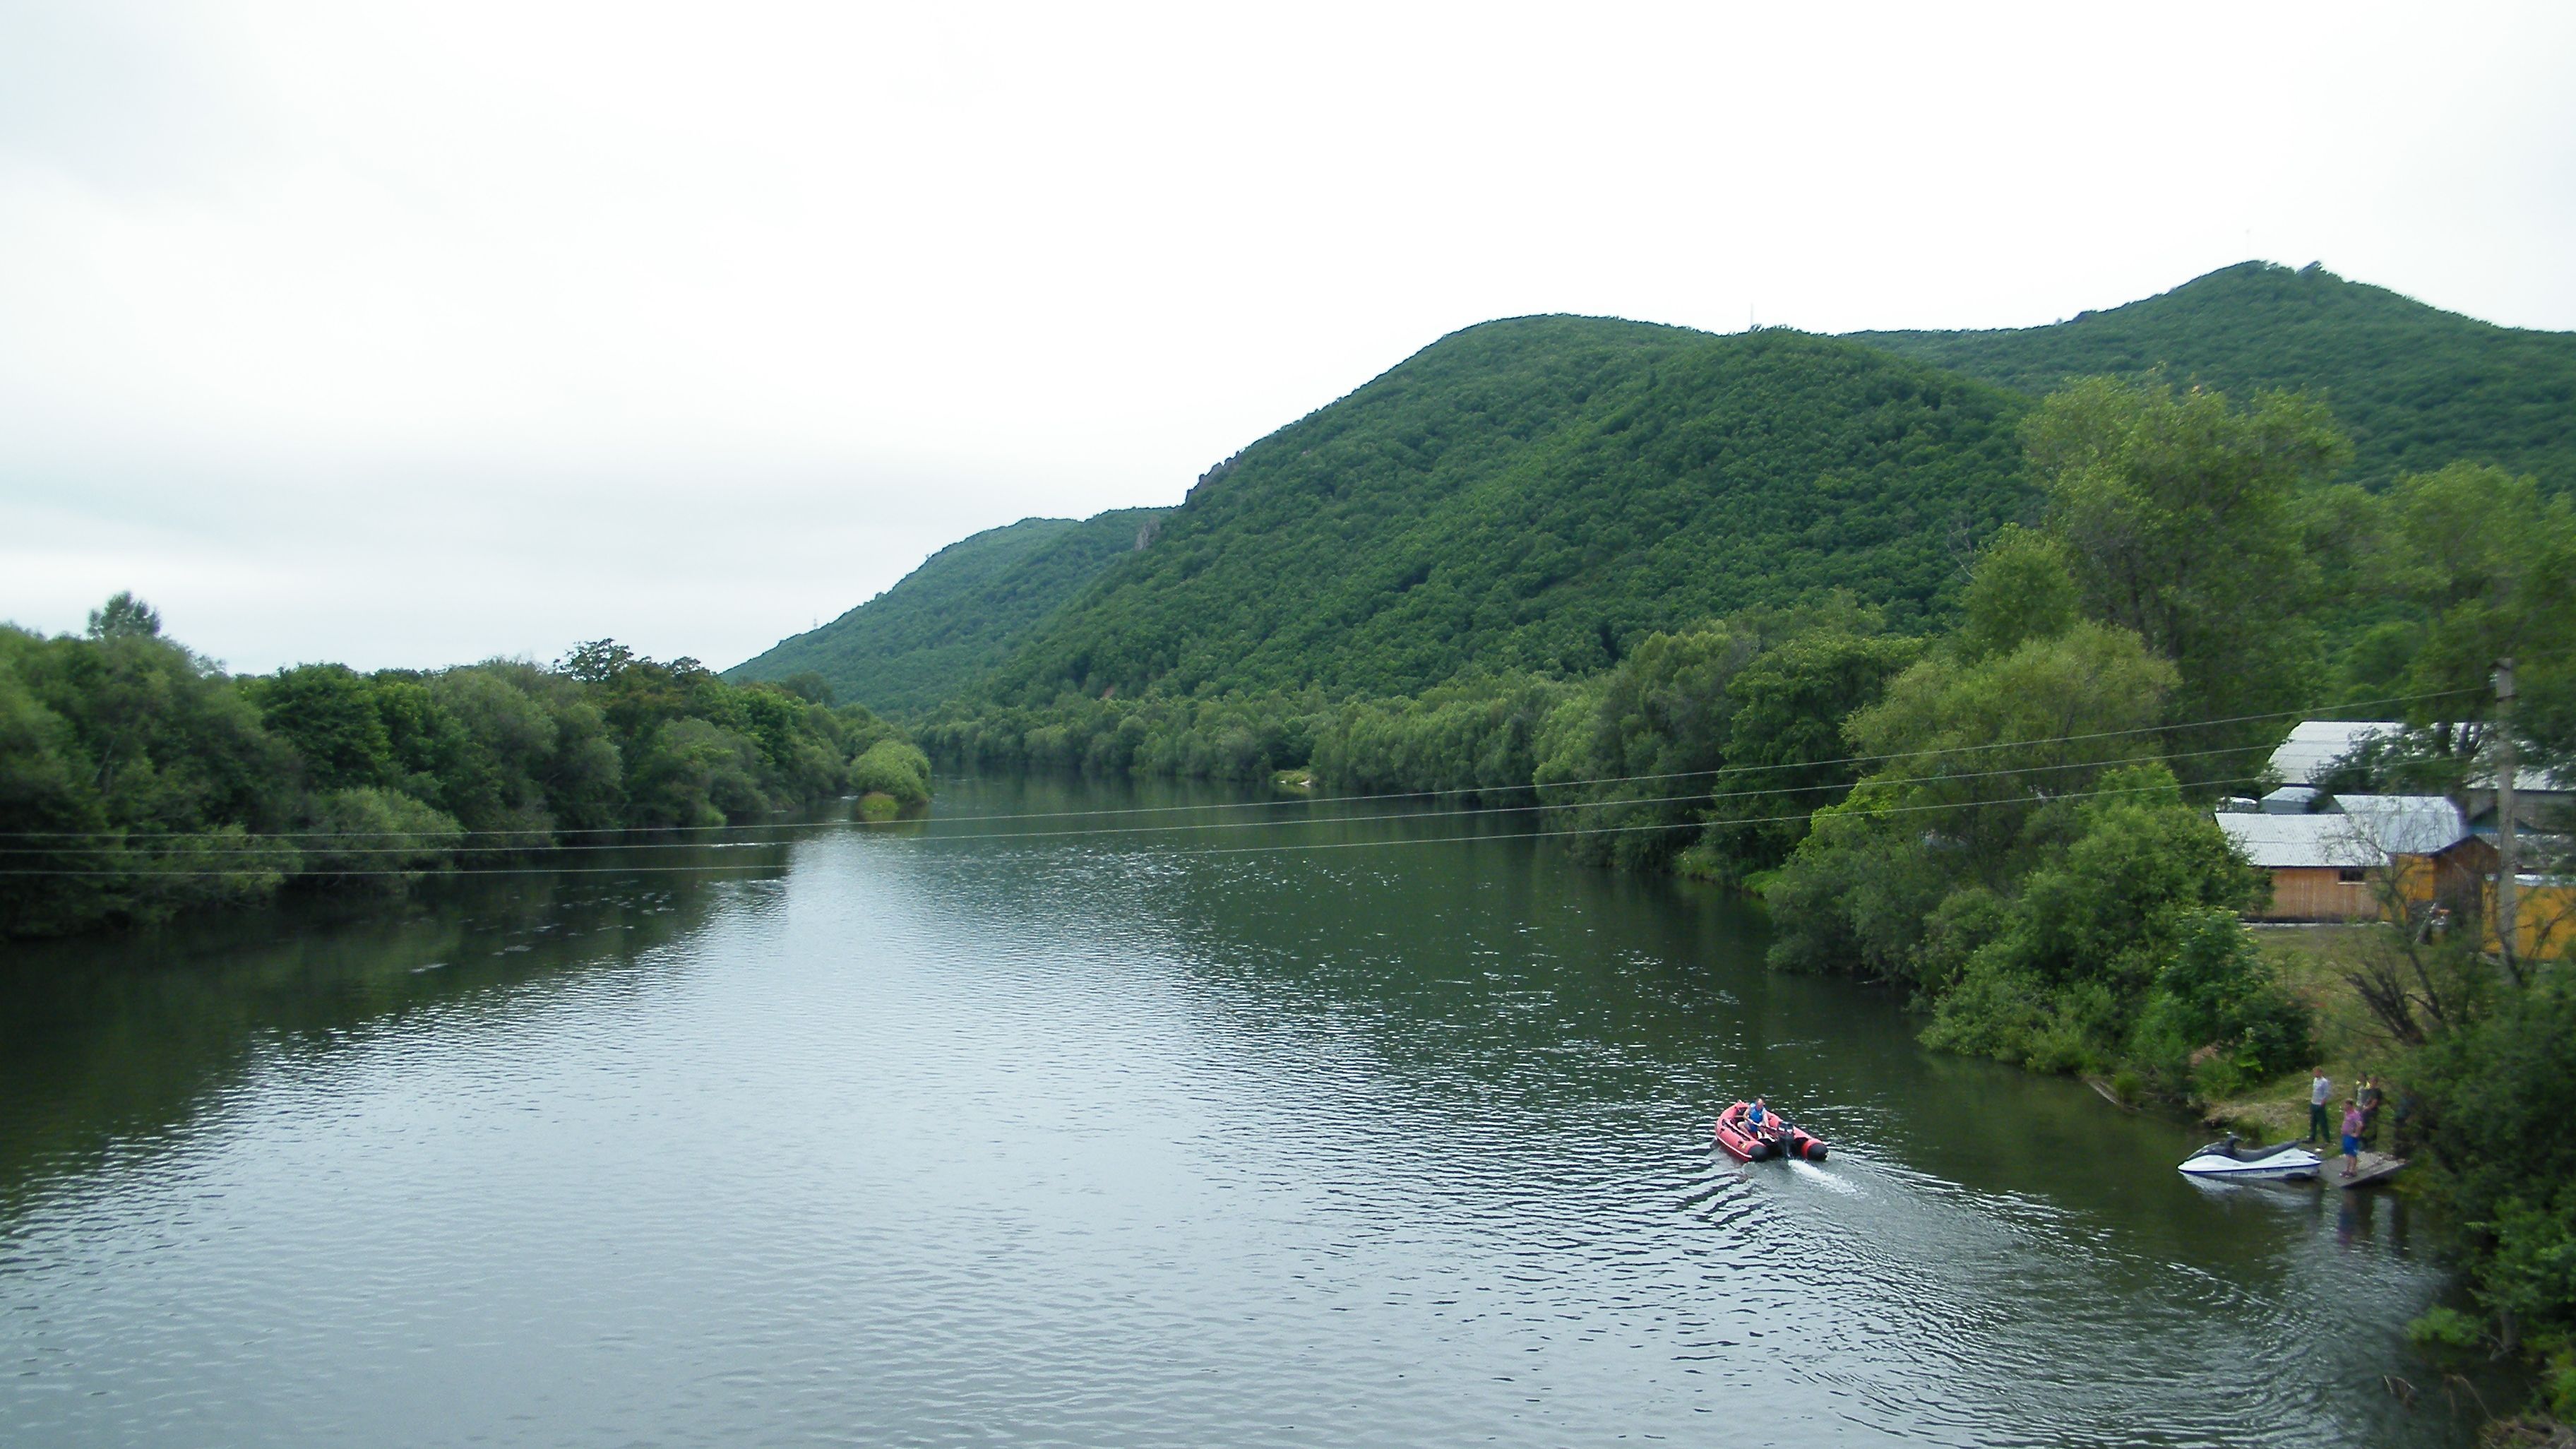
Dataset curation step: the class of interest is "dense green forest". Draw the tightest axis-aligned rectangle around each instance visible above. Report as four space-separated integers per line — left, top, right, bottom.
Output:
0 604 929 938
1852 261 2576 489
725 506 1168 715
969 324 2032 703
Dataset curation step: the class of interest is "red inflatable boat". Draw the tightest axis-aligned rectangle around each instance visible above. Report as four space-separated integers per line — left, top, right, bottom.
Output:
1713 1101 1827 1163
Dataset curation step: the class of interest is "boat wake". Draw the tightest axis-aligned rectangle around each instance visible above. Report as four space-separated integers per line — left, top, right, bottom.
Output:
1787 1158 1859 1195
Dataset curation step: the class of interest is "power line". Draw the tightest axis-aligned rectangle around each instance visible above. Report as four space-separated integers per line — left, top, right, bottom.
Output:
0 686 2474 845
0 774 2270 878
0 741 2274 858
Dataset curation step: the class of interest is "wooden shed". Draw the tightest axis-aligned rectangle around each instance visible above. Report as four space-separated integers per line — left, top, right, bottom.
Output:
2214 796 2475 923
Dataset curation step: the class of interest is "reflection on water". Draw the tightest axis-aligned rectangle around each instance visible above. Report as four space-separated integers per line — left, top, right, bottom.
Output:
0 779 2500 1447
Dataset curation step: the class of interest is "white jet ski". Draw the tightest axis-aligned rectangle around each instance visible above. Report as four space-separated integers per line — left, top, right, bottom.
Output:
2176 1135 2321 1182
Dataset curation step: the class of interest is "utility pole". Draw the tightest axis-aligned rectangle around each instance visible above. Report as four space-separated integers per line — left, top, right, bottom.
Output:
2495 657 2519 975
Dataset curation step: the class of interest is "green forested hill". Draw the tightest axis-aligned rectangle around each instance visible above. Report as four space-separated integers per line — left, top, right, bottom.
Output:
972 320 2032 704
727 507 1167 715
763 263 2573 722
1850 261 2576 488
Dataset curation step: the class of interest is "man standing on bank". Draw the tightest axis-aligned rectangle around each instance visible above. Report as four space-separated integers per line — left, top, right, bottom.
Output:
2308 1068 2334 1145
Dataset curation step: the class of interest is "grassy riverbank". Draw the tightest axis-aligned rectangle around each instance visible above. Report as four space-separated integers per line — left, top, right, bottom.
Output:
2200 924 2407 1140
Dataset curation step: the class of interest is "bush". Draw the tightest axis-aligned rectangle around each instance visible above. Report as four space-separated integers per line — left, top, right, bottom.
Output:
2405 1306 2486 1353
1909 768 2279 1082
299 787 465 885
2547 1346 2576 1421
849 739 932 806
2128 908 2313 1097
2409 974 2576 1350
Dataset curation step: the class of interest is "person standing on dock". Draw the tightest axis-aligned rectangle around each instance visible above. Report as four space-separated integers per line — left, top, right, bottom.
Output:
2359 1075 2384 1147
2308 1068 2333 1145
2340 1100 2366 1179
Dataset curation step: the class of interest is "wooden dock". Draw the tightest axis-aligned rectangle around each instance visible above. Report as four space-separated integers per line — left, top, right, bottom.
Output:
2331 1150 2407 1188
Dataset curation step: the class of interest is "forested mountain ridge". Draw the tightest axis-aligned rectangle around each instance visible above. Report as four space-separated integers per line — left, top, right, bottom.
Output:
725 506 1168 716
746 261 2570 721
1850 261 2576 488
971 321 2033 705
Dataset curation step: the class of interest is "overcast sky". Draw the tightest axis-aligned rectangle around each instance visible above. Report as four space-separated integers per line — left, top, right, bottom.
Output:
4 1 2572 675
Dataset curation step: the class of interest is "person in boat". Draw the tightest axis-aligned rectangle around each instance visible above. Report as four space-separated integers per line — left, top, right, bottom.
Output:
2340 1099 2366 1179
1746 1097 1781 1140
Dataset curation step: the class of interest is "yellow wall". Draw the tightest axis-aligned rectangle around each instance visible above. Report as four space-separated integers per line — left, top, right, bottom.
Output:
2485 882 2576 960
2243 849 2566 957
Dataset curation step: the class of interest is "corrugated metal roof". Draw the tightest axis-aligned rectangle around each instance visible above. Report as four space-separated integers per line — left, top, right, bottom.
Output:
2332 795 2471 855
2267 721 2402 786
2216 813 2383 869
2468 763 2575 794
2214 796 2467 868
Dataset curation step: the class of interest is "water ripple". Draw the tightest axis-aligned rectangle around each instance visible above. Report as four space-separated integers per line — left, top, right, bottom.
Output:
0 777 2476 1448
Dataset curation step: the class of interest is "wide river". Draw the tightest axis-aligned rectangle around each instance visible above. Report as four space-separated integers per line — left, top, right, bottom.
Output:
1 776 2483 1447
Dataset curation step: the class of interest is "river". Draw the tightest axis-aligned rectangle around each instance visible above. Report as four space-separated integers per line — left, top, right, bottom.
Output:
0 775 2481 1447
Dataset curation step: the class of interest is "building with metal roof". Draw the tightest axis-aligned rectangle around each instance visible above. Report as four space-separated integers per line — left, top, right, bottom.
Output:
2217 794 2481 921
2265 720 2402 787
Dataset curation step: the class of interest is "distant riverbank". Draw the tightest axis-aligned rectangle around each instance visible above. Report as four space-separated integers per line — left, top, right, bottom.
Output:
2 606 927 941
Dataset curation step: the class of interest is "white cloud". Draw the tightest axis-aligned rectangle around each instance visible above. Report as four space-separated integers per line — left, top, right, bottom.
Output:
3 0 2571 671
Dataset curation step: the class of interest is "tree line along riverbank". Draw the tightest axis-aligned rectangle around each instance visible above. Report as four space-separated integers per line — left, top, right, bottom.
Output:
0 615 932 938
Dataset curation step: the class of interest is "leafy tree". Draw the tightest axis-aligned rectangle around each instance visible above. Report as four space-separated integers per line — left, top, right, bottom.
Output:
0 621 295 934
246 664 397 794
1921 766 2279 1078
1764 622 2176 979
776 672 835 706
2409 975 2576 1354
2024 377 2348 782
1953 525 2077 663
559 639 636 684
85 590 162 640
1313 675 1564 804
1534 623 1766 871
1700 628 1923 874
2365 463 2576 758
624 719 771 828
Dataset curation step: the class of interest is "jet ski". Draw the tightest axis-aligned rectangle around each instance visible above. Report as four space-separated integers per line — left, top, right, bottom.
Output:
2176 1135 2320 1182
